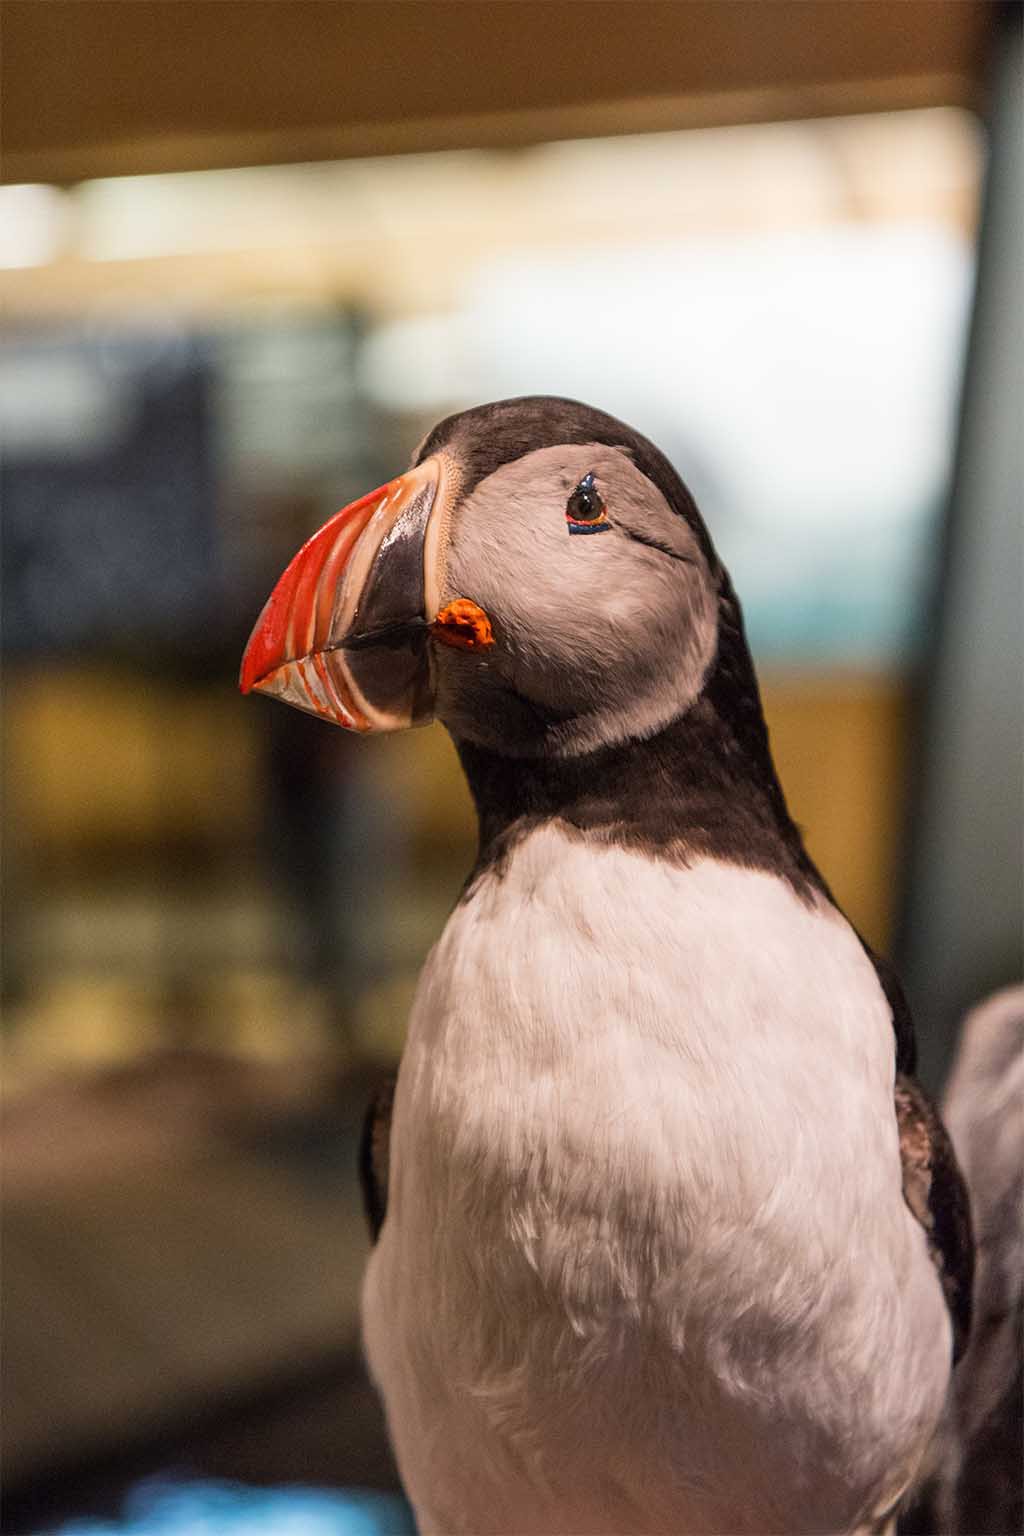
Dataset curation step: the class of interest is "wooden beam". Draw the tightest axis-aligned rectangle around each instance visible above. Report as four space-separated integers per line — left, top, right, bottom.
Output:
2 1 993 184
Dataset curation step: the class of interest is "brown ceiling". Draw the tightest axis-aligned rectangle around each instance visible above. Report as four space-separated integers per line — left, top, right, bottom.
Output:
2 1 994 184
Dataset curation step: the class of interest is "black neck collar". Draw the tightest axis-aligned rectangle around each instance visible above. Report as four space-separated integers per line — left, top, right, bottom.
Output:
455 593 826 905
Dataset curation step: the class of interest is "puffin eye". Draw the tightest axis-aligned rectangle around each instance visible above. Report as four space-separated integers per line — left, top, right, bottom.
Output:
565 473 610 534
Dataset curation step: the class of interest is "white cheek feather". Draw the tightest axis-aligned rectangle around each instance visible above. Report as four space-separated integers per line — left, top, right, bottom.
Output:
362 825 951 1536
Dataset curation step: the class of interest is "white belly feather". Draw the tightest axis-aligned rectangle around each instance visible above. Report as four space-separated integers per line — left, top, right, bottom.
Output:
362 826 950 1535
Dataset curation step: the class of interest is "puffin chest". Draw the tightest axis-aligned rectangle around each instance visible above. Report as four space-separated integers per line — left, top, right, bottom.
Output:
400 822 900 1287
370 834 946 1535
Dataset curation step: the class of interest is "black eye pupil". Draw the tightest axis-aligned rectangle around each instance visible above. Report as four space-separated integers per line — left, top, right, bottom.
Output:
567 473 605 522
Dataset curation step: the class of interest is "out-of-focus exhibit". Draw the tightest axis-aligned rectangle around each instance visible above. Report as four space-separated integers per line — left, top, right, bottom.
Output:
2 4 1021 1534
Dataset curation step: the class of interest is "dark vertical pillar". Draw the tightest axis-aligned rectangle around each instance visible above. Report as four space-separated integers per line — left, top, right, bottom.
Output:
898 5 1024 1093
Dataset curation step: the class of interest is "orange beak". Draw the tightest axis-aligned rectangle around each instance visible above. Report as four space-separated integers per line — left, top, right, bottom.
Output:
240 457 447 732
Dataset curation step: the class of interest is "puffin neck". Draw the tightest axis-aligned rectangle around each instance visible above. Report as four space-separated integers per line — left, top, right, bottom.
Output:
455 684 826 906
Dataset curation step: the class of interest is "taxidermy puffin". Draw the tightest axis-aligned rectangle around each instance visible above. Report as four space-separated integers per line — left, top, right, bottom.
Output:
241 397 973 1536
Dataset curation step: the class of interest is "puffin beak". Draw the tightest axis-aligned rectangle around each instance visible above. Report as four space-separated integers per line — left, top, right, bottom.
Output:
240 456 451 731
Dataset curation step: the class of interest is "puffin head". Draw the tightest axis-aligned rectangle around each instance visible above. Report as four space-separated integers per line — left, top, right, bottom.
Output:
240 397 740 760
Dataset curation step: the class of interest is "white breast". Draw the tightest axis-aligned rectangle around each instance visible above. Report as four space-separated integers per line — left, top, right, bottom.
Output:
362 825 950 1536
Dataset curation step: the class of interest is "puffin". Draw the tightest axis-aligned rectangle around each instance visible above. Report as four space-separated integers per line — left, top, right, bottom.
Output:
240 397 973 1536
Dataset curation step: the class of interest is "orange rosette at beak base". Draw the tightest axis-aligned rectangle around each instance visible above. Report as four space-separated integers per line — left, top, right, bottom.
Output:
240 457 446 733
432 598 495 652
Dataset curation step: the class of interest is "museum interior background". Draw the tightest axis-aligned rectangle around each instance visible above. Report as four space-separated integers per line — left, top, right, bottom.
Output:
2 4 1021 1531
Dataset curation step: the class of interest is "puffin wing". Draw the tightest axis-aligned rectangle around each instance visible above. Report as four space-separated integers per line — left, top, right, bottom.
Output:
895 1071 975 1363
359 1075 397 1242
856 931 974 1360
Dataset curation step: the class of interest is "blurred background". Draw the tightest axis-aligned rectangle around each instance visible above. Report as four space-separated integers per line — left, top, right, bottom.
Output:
2 3 1021 1532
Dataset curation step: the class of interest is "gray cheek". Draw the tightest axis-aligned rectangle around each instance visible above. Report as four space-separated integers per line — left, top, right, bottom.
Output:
560 557 717 754
437 514 718 757
443 502 619 692
433 510 571 749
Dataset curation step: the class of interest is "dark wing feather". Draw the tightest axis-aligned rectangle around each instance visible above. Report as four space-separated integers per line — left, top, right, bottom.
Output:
895 1072 975 1363
359 1075 396 1243
853 930 973 1352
